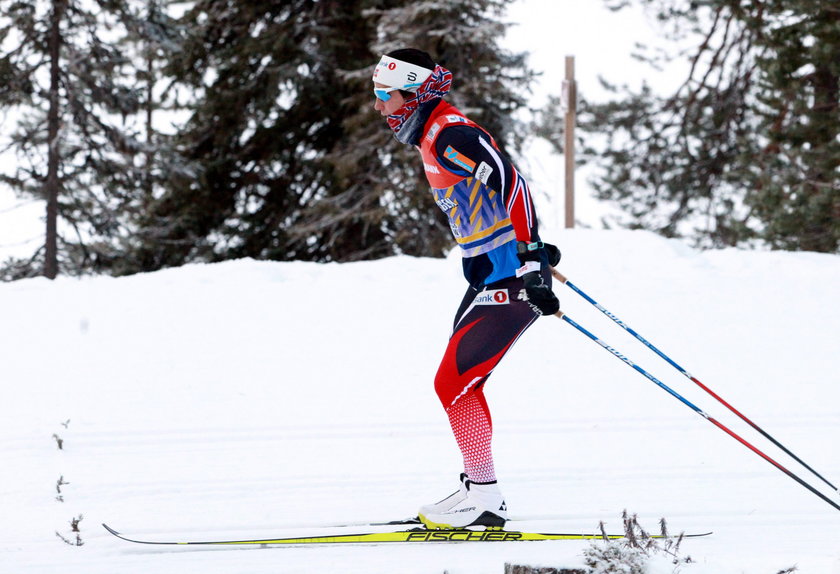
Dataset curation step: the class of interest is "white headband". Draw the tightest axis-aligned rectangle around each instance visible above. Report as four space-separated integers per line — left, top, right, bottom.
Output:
372 55 433 92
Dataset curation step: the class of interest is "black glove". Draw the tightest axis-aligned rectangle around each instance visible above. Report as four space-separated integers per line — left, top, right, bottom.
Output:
516 241 560 316
519 270 560 315
544 243 562 267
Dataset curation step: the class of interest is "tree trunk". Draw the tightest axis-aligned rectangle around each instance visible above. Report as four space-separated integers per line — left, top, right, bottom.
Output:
44 0 66 279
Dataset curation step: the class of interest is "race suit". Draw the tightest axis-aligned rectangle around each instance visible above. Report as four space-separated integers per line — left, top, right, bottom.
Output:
417 99 551 483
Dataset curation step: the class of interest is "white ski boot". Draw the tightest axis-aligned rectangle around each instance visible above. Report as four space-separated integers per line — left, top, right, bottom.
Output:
418 473 469 518
418 477 508 529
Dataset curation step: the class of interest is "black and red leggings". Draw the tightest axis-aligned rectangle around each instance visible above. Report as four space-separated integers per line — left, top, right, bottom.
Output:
433 274 542 483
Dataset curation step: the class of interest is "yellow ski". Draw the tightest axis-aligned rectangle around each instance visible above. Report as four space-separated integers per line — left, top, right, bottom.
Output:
103 523 711 546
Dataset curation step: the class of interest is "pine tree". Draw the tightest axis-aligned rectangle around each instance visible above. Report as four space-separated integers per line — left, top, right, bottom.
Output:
0 0 151 278
558 0 839 252
744 0 840 252
127 0 534 269
122 0 375 268
104 0 193 274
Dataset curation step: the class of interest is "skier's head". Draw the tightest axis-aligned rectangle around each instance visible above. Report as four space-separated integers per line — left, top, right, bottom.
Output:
372 49 436 102
371 48 452 141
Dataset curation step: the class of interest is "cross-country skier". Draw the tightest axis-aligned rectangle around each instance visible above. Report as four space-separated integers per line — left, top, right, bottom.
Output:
372 48 561 529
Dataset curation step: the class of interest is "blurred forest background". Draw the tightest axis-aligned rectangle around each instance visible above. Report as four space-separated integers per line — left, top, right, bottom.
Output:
0 0 837 280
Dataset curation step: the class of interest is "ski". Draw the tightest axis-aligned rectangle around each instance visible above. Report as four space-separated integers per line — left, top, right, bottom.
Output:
102 523 712 546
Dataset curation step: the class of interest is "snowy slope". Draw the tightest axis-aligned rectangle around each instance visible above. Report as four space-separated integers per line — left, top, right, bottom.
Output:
2 229 839 574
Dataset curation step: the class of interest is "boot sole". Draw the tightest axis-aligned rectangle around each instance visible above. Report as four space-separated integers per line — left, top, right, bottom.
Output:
418 510 507 531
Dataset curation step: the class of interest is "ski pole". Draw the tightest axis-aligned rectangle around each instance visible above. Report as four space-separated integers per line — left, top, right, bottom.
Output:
554 310 840 513
552 268 839 495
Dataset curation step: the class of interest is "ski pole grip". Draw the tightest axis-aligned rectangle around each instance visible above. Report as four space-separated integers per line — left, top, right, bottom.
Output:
550 267 568 284
548 268 566 318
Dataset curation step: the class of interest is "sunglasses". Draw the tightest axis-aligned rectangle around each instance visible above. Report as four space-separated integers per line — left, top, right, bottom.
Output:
373 86 400 101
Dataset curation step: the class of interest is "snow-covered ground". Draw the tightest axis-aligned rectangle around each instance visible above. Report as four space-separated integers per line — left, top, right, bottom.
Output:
3 229 839 573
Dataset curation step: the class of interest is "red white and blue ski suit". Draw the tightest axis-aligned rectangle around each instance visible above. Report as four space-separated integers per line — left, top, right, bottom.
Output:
417 99 551 483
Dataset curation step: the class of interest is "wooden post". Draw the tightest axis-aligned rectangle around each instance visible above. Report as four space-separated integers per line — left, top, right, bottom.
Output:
563 56 576 229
